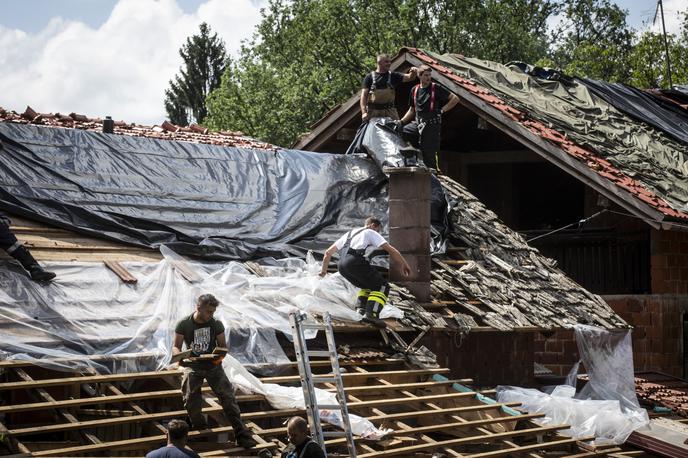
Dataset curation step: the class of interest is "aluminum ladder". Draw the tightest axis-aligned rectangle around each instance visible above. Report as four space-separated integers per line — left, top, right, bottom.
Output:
289 311 357 457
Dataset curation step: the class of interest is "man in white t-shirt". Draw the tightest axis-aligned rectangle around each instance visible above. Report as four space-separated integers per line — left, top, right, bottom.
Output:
319 217 412 328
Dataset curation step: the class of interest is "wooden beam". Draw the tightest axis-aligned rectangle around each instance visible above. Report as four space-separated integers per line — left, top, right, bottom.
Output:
357 425 572 457
465 436 595 458
262 368 449 384
103 261 138 284
9 402 299 436
385 413 545 437
0 368 447 392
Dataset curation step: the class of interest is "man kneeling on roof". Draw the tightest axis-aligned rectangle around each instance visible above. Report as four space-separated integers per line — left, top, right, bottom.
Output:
173 294 257 449
319 217 412 328
0 211 55 282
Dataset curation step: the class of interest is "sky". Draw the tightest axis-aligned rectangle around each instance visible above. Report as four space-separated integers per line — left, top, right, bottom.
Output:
0 0 686 126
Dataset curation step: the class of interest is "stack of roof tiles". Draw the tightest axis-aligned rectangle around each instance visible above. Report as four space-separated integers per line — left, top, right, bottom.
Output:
636 372 688 417
0 106 276 150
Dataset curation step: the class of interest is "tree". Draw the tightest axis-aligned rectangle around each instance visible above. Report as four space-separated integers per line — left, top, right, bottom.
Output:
206 0 558 146
549 0 634 82
164 23 227 126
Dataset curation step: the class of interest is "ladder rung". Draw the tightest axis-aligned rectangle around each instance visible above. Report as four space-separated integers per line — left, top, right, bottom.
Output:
317 404 342 410
323 431 348 437
312 377 338 384
307 350 332 358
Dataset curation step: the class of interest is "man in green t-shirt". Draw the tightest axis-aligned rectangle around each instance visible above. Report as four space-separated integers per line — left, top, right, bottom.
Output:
173 294 256 449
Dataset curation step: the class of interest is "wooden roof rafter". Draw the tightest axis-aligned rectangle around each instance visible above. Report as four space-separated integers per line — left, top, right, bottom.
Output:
0 358 591 457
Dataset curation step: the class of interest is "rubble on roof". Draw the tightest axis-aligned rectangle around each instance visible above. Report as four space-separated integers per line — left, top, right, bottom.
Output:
0 105 277 150
432 176 627 330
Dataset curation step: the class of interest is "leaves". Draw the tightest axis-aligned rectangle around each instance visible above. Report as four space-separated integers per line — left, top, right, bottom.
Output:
202 1 688 146
164 23 227 126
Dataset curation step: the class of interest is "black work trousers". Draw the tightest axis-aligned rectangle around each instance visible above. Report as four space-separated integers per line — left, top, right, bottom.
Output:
338 252 386 291
402 117 442 169
0 216 20 253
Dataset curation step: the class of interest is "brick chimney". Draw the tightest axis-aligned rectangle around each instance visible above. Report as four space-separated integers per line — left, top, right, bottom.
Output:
386 167 431 302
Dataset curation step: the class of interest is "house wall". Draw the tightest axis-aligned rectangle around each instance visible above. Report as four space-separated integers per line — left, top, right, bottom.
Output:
430 331 534 388
534 294 688 379
651 228 688 294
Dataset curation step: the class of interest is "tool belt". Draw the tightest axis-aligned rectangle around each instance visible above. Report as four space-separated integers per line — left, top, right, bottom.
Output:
367 102 395 109
417 113 442 126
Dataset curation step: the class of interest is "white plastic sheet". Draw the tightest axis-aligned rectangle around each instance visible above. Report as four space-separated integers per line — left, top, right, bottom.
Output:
223 355 391 439
497 325 648 445
0 249 403 373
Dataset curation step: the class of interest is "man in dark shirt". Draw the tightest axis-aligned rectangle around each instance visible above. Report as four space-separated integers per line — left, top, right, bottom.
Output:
400 65 460 170
146 419 200 458
173 294 256 450
0 211 55 282
360 53 417 121
280 417 326 458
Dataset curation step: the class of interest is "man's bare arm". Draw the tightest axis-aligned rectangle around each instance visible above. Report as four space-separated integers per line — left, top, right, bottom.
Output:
216 332 228 349
320 243 339 277
441 93 460 114
402 67 418 82
380 243 412 277
360 89 370 121
400 106 415 125
172 333 184 355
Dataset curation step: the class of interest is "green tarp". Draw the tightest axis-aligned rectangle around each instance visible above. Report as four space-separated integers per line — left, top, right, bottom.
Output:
425 50 688 215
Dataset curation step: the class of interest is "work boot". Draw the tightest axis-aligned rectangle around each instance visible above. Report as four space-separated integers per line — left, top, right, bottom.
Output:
355 289 370 316
235 430 257 449
362 301 387 329
10 245 56 282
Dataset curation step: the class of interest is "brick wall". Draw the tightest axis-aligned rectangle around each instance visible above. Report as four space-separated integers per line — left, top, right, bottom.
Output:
430 331 534 388
651 229 688 294
534 295 688 378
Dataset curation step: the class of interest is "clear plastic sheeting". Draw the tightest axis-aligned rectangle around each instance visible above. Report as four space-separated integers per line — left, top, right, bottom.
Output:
0 249 403 374
496 325 648 445
223 355 391 440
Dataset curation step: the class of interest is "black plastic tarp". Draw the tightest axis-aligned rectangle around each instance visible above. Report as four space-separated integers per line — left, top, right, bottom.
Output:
0 122 388 260
581 78 688 145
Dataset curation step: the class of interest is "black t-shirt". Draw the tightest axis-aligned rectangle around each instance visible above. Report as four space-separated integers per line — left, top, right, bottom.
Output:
409 83 451 115
281 439 326 458
174 313 225 369
145 445 200 458
362 71 404 90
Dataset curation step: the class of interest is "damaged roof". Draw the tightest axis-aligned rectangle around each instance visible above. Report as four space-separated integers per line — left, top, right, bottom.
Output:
0 108 626 333
297 48 688 226
0 105 276 150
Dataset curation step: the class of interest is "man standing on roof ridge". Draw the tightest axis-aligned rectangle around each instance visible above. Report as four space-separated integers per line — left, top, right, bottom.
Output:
0 212 56 282
172 294 257 450
360 53 418 121
400 64 460 171
319 217 412 328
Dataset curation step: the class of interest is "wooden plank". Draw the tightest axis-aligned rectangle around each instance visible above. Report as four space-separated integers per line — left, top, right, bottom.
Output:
357 425 573 457
465 436 596 458
0 368 446 391
14 368 102 446
367 402 523 422
0 352 158 369
172 260 202 283
103 261 138 284
262 368 449 384
386 413 545 437
9 397 273 436
0 370 181 391
0 420 31 454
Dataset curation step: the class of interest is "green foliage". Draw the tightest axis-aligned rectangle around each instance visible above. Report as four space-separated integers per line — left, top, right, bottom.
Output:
205 0 557 146
165 23 227 126
204 0 688 147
